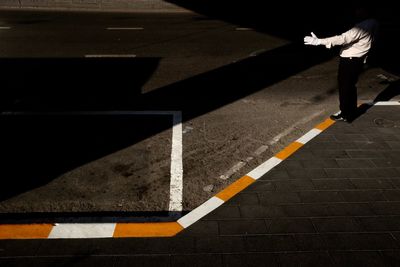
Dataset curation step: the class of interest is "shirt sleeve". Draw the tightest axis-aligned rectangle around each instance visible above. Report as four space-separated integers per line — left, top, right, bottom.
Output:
319 27 363 49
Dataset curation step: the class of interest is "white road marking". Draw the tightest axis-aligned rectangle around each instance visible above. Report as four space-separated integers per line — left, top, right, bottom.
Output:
375 101 400 106
236 27 253 31
169 111 183 212
48 223 116 239
220 161 248 180
106 27 144 30
177 197 224 228
84 54 137 58
296 128 322 144
0 27 11 30
247 157 282 180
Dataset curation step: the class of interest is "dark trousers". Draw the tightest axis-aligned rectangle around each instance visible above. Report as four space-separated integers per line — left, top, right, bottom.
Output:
337 57 365 119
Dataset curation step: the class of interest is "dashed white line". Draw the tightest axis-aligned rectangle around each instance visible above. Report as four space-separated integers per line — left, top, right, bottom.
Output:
106 27 144 30
236 27 253 31
0 27 11 30
84 54 137 58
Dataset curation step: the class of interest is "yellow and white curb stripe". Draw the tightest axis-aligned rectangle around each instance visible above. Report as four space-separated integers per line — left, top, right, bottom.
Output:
1 101 397 239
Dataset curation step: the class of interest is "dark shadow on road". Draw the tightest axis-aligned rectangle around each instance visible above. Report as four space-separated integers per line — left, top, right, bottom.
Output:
374 80 400 102
0 58 159 110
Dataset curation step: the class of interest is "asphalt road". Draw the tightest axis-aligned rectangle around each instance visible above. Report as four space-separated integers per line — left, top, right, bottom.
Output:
0 10 399 221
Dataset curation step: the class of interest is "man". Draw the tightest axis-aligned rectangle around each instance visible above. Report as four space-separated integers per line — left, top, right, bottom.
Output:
304 4 379 122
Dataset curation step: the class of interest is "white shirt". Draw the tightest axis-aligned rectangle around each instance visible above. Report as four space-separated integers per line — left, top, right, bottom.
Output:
320 18 379 58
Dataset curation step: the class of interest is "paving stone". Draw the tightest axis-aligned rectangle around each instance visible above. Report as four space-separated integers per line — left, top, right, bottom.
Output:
223 253 279 267
225 193 260 206
349 178 395 189
381 250 400 267
364 134 399 142
245 235 297 252
171 254 223 267
286 169 327 179
259 169 290 180
178 220 219 237
346 149 385 158
273 180 315 192
312 217 363 232
358 216 400 231
0 239 42 257
311 149 349 159
277 252 335 267
116 256 170 267
196 236 246 253
373 158 400 168
312 179 356 190
300 159 339 169
268 218 315 234
258 192 301 205
281 160 304 169
355 141 392 150
239 205 285 219
298 191 344 203
245 181 275 192
293 233 328 251
323 233 399 250
387 141 400 149
219 219 269 235
92 237 196 255
330 251 387 267
370 202 400 215
363 168 400 178
383 190 400 201
280 204 329 217
324 203 375 216
336 159 374 168
334 134 370 142
340 190 387 202
325 168 367 178
203 206 241 220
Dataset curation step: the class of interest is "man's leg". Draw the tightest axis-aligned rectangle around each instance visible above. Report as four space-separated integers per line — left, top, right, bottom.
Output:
337 57 363 120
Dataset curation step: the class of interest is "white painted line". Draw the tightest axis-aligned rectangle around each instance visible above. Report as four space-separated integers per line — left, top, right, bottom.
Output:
177 197 224 228
0 27 11 30
106 27 144 30
374 101 400 106
296 128 322 145
247 157 282 180
84 55 137 58
220 161 248 180
169 111 183 212
236 27 253 31
48 223 116 239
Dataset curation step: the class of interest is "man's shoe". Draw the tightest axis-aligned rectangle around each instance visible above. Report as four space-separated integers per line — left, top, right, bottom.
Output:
330 113 347 122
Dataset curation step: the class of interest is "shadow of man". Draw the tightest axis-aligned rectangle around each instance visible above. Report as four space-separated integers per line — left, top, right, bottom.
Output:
347 79 400 123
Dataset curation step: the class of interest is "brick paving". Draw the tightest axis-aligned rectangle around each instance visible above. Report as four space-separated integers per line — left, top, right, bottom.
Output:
1 104 400 266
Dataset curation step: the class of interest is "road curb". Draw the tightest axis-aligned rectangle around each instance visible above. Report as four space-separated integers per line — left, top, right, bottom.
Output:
1 101 399 239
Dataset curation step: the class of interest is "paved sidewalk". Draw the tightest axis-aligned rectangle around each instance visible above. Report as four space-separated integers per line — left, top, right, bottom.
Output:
1 103 400 266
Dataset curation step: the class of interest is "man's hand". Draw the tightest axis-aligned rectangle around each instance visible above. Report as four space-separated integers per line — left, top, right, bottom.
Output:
304 32 321 46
